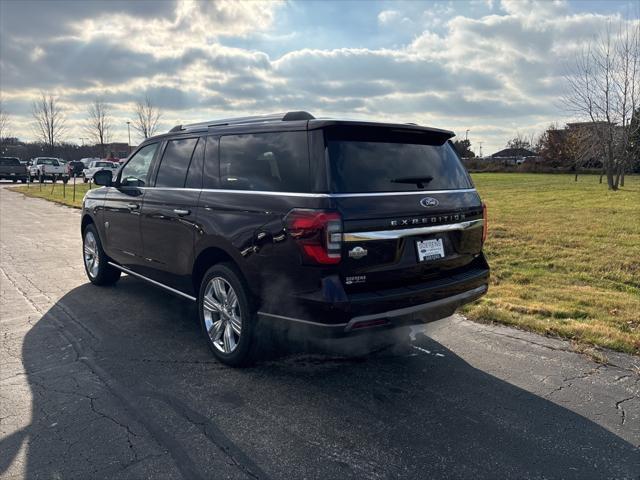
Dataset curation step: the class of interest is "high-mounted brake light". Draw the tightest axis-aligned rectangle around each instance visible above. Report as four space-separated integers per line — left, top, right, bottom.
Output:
482 203 488 244
285 209 342 264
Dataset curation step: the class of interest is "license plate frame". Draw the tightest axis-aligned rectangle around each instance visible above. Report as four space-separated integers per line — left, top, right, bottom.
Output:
416 238 445 262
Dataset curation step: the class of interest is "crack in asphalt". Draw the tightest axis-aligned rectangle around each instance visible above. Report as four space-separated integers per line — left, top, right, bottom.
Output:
615 396 636 426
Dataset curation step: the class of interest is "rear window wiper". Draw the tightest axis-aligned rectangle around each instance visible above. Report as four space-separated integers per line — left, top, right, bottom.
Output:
390 176 433 188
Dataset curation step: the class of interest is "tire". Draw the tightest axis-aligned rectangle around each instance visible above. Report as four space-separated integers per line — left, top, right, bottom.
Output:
20 179 26 184
82 224 121 286
83 175 88 183
12 179 17 183
198 263 258 367
63 179 68 184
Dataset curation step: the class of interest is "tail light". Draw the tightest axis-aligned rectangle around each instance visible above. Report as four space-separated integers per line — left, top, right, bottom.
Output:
285 209 342 264
482 203 488 244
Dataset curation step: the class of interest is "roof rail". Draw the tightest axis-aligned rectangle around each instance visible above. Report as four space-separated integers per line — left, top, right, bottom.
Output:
171 111 315 132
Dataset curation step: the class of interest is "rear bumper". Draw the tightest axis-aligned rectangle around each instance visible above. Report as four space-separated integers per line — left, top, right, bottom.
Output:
0 174 27 179
258 283 487 338
258 260 489 338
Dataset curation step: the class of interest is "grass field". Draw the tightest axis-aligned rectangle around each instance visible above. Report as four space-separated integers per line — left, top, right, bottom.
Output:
467 173 640 355
10 180 91 208
9 173 640 355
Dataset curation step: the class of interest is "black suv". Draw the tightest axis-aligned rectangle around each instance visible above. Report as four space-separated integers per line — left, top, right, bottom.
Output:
81 111 489 366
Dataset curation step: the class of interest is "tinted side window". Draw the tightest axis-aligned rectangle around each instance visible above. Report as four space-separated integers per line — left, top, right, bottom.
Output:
185 137 205 189
120 143 158 187
155 137 198 188
220 132 309 192
203 136 219 189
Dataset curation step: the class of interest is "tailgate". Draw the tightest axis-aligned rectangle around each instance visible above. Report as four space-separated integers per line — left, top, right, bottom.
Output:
320 123 485 292
335 191 484 290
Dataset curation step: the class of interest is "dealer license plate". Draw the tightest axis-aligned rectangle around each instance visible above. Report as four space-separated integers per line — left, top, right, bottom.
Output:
416 238 445 262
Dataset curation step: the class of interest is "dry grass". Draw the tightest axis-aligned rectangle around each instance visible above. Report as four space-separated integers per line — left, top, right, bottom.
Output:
464 173 640 355
9 181 92 208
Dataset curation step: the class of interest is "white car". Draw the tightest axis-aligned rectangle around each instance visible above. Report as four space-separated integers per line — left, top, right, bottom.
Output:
83 160 120 183
29 157 69 183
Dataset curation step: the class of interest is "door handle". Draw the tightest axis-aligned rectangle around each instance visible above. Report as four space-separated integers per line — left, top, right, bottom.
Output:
173 208 191 216
127 203 139 210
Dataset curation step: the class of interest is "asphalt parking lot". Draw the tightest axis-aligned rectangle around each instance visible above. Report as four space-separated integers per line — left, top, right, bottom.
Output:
0 185 638 479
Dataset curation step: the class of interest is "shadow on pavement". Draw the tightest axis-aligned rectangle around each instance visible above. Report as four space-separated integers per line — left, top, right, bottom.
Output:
1 276 638 479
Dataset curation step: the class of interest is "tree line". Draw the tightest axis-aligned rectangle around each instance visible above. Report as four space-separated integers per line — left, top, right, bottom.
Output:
0 93 163 158
454 20 639 190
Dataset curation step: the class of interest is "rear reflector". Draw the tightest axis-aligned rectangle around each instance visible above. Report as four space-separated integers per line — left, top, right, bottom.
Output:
286 209 343 264
482 203 488 244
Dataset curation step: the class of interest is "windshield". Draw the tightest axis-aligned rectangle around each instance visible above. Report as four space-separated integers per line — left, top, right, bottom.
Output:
325 127 472 193
96 162 116 167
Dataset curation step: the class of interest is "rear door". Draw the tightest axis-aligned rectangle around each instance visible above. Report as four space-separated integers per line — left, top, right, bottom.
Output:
322 126 484 291
139 135 204 293
103 142 159 268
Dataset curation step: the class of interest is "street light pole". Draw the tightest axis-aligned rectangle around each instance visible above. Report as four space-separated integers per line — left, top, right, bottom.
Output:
126 121 131 154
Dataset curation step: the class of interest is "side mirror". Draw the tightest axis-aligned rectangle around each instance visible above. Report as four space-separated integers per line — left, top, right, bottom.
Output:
93 169 113 186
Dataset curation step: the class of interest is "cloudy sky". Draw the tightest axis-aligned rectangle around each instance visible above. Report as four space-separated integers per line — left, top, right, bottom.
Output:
0 0 638 154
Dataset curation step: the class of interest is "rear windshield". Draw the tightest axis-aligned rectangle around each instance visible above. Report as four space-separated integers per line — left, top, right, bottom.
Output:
37 158 59 166
0 158 20 166
325 127 472 193
96 162 116 168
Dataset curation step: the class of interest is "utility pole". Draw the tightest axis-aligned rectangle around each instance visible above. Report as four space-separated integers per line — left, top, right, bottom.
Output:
80 137 86 146
465 129 470 141
478 142 483 158
126 121 131 154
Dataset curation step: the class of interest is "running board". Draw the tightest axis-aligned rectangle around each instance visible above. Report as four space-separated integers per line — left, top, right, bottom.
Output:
107 262 196 302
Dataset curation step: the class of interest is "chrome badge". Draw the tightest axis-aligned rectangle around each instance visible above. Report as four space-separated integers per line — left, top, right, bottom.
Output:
420 197 439 208
348 246 368 260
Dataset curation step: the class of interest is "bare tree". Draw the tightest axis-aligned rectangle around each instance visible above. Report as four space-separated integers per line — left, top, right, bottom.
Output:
0 98 9 141
31 92 66 154
563 21 640 190
84 100 112 156
132 95 162 139
505 132 533 150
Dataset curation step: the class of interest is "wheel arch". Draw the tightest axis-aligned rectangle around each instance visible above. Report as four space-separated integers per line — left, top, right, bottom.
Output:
192 246 258 300
81 214 94 234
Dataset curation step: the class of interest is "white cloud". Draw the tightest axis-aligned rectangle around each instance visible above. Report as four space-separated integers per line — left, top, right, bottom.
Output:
0 0 638 153
377 10 402 25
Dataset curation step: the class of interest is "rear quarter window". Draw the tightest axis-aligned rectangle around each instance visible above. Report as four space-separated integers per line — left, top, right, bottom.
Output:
325 128 472 193
219 132 309 192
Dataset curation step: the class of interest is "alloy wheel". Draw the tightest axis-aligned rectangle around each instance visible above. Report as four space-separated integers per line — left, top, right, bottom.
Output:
83 231 100 278
203 277 242 353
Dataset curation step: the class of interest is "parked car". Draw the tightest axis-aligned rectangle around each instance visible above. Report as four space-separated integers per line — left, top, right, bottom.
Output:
81 111 489 366
29 157 69 183
82 160 120 183
67 160 86 177
0 157 28 183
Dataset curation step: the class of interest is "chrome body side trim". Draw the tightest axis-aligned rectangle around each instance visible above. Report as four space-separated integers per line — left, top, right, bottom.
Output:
343 219 483 242
104 186 477 198
107 262 197 302
257 311 348 328
328 189 477 198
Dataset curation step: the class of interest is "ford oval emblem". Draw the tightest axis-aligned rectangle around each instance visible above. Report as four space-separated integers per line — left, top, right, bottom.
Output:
420 197 439 208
